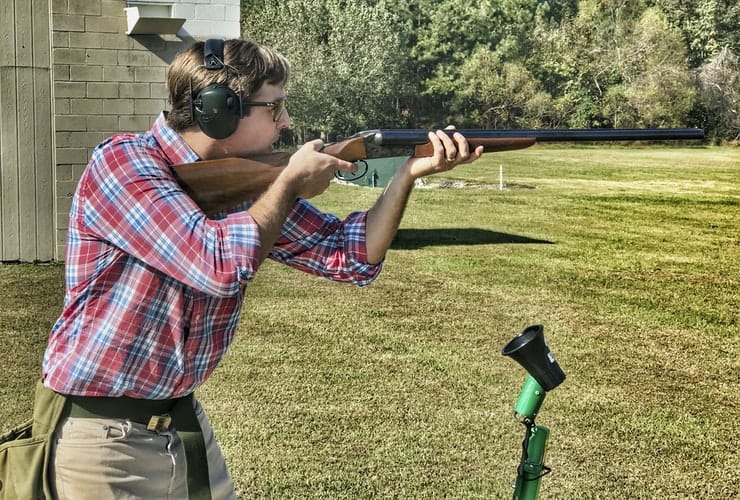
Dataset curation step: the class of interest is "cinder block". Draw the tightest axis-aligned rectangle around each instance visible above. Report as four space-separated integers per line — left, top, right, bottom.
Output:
119 115 152 132
56 196 73 214
69 32 104 48
195 4 226 21
56 131 107 149
101 0 123 17
51 0 69 15
134 67 166 83
71 65 104 82
57 179 81 197
71 98 103 115
55 81 86 98
53 65 71 81
53 14 85 32
134 99 167 115
118 51 150 67
55 98 71 114
119 83 150 98
55 164 76 182
53 31 70 48
53 47 86 64
150 83 169 99
68 0 101 16
85 15 122 34
87 82 119 98
56 230 70 250
86 49 119 65
56 148 89 164
173 4 196 20
102 98 135 115
55 115 87 131
87 115 119 132
103 66 136 82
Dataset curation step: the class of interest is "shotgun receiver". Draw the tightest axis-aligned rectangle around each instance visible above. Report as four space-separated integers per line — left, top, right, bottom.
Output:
172 127 704 216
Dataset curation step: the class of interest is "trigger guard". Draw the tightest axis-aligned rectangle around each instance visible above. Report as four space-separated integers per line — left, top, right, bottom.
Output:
334 160 368 182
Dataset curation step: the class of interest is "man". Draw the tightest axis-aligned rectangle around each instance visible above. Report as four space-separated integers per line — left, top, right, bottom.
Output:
41 38 482 499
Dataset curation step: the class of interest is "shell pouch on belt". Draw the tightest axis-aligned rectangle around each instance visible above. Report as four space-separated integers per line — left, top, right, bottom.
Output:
0 381 66 500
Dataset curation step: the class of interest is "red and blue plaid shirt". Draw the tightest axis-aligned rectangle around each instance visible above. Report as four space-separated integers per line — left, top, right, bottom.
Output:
43 113 382 399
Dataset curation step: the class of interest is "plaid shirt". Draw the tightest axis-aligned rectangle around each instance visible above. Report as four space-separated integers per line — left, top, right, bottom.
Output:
43 113 382 399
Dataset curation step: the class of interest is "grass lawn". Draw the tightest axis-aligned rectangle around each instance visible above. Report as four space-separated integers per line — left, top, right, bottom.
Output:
1 145 738 498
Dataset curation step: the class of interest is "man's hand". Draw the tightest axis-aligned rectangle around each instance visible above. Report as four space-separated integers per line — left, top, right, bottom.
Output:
279 139 357 199
248 139 356 263
405 127 484 180
364 126 483 264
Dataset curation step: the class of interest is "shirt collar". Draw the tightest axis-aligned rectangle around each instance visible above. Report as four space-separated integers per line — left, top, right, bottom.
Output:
148 112 201 166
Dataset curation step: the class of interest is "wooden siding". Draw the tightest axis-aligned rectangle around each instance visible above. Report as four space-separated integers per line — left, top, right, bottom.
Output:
0 0 54 261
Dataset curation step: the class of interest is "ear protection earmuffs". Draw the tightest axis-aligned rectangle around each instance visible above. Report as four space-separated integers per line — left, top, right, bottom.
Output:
191 39 244 139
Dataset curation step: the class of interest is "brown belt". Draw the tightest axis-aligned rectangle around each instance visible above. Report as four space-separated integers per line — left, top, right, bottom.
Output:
60 392 211 500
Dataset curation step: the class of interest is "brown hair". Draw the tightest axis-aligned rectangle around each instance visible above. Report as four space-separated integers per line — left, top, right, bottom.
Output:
166 39 290 131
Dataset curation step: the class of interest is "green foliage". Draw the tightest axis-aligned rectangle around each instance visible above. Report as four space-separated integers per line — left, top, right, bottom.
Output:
652 0 739 66
695 48 740 141
455 48 554 128
600 8 695 127
241 0 737 139
242 0 411 140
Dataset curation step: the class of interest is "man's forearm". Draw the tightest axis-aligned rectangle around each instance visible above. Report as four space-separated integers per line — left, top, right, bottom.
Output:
247 177 300 263
364 161 416 264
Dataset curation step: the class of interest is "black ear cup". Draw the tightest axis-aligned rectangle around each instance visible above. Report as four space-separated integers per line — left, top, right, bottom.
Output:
192 84 242 139
191 39 243 139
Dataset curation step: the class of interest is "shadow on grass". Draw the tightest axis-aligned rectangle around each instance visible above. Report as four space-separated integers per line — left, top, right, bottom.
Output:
392 228 554 249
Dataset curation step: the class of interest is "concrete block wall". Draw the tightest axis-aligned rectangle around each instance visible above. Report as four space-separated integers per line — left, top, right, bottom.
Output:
51 0 240 259
173 0 241 39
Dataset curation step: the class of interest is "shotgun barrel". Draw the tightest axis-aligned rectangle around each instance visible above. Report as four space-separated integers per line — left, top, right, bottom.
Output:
364 128 705 145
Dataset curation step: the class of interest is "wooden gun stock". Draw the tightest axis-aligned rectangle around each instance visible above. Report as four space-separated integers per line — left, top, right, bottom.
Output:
173 152 290 217
171 137 378 216
172 128 703 216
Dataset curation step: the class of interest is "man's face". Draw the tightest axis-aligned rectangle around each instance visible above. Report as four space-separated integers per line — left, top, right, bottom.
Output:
221 82 290 157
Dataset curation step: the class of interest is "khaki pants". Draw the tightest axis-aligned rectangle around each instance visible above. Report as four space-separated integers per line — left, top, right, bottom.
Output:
49 399 236 500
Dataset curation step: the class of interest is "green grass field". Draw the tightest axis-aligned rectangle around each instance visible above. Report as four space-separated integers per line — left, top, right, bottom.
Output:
1 146 738 498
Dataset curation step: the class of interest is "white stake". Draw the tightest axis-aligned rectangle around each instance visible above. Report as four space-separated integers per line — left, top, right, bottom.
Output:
499 164 504 190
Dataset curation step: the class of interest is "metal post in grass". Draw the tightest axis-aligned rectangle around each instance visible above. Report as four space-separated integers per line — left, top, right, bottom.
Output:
502 325 566 499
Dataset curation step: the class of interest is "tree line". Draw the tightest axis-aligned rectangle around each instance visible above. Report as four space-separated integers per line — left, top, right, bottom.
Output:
241 0 739 142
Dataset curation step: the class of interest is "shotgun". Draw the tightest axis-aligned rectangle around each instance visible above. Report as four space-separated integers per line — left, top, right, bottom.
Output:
172 127 704 216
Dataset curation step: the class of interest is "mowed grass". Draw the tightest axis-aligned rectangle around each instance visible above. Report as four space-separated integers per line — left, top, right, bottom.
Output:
1 146 738 498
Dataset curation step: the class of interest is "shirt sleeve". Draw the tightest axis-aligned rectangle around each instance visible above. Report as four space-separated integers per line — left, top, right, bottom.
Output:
76 138 262 297
268 199 383 286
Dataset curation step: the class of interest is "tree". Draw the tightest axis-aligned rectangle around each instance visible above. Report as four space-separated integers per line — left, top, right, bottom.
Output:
412 0 576 125
242 0 411 140
453 47 553 128
531 1 695 127
695 48 740 141
241 0 725 134
651 0 740 67
601 8 695 127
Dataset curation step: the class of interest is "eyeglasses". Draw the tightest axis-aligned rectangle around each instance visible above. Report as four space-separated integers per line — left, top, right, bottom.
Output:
243 98 287 122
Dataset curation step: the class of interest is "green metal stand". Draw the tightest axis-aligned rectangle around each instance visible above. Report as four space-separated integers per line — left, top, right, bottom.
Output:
502 324 565 499
511 375 552 500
